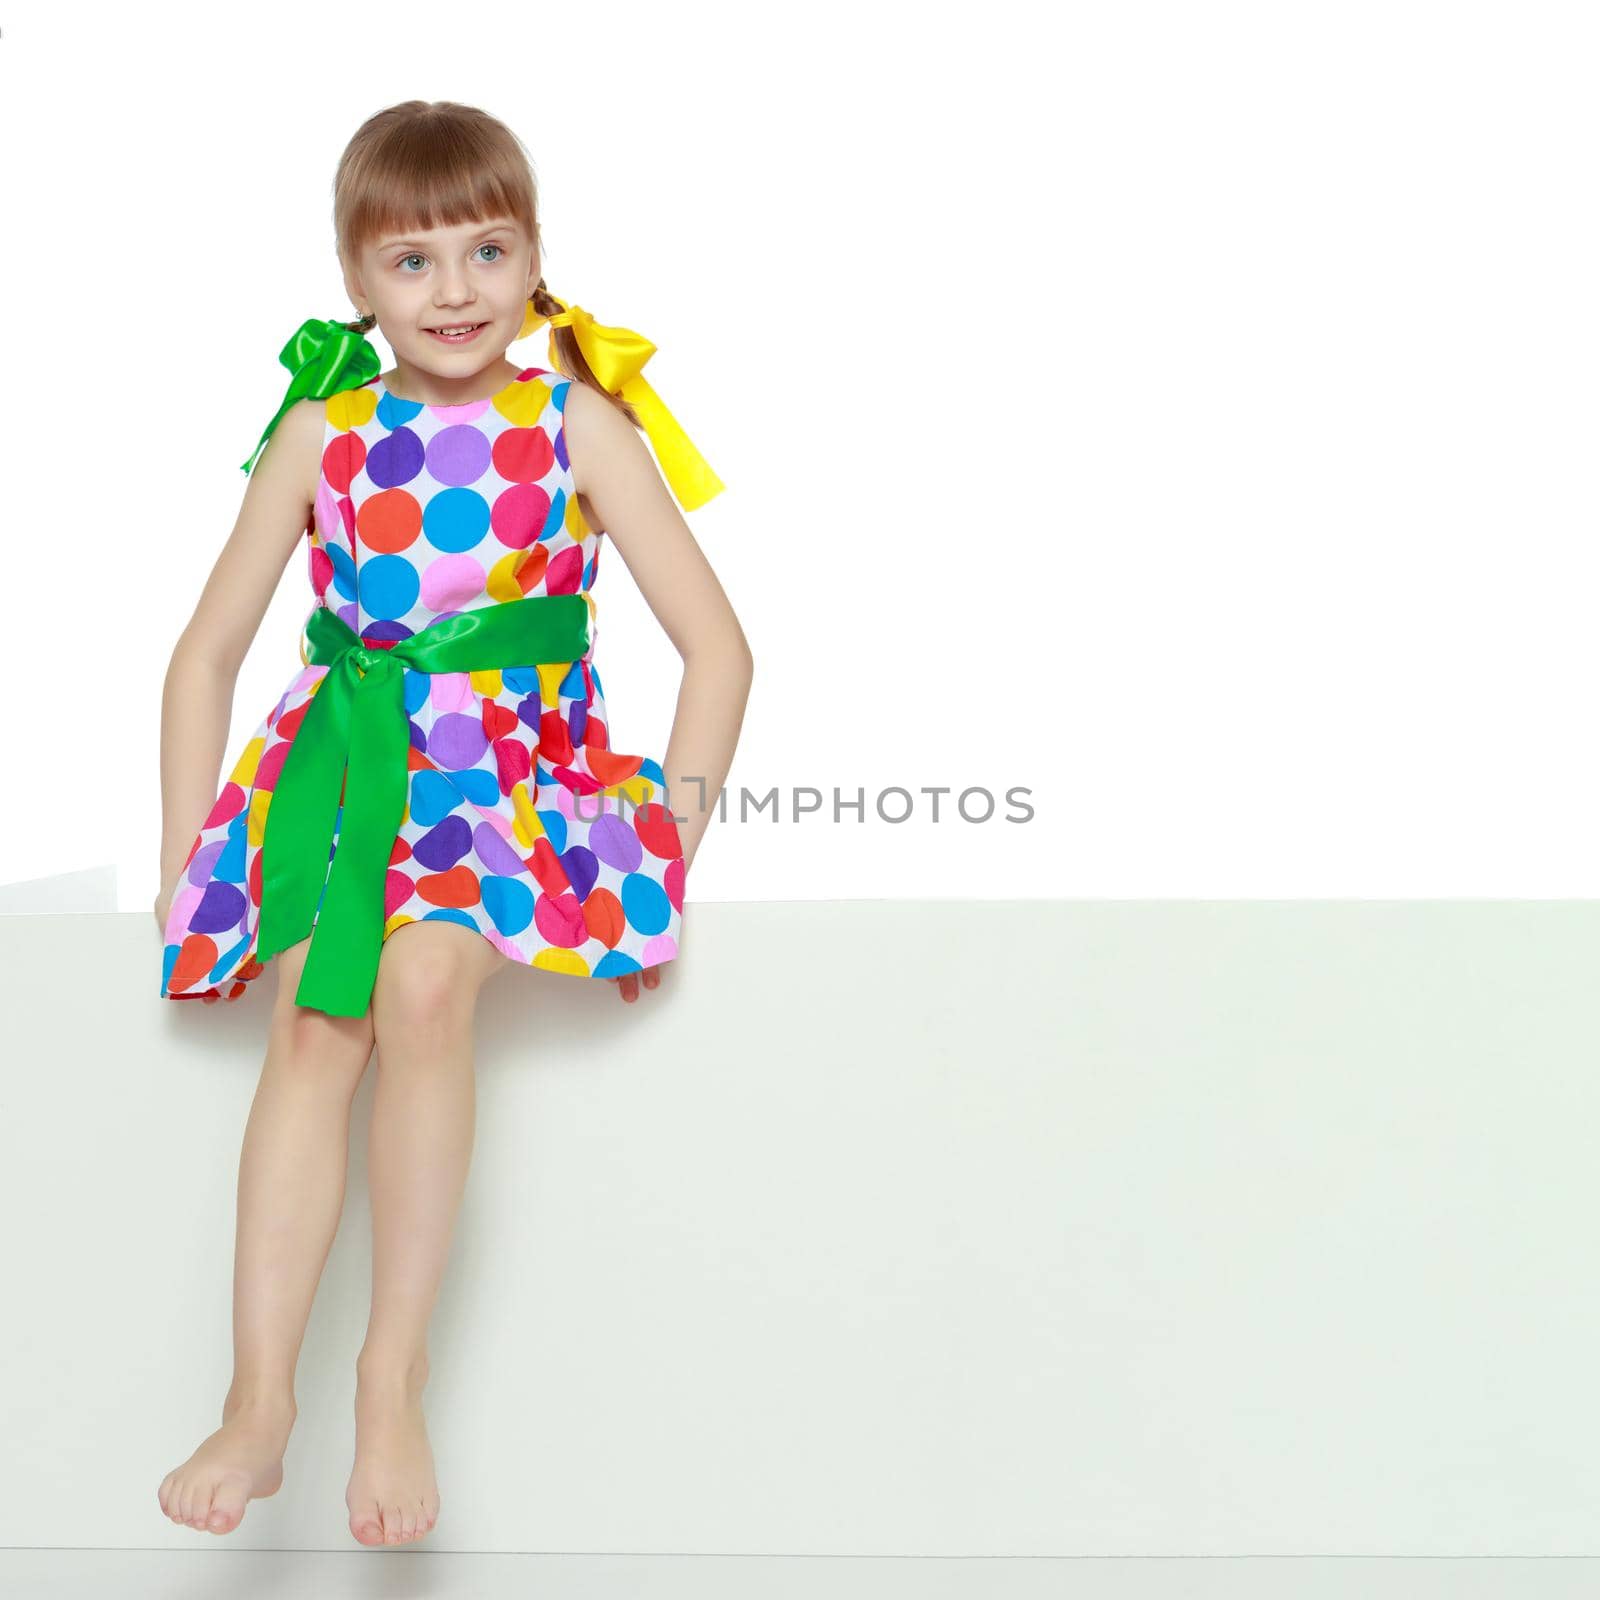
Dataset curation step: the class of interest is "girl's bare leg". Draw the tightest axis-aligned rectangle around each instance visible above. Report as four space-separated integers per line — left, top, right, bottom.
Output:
345 920 506 1547
158 934 375 1535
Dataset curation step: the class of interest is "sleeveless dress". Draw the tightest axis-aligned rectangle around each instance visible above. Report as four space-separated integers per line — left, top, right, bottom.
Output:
160 365 687 1005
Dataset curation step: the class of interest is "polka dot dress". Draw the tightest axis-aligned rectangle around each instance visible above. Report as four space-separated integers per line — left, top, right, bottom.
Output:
160 366 687 1005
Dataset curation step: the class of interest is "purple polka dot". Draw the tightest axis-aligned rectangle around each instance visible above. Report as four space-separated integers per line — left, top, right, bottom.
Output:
426 424 493 487
589 812 643 873
474 822 529 876
413 813 472 871
559 845 599 899
185 839 230 887
190 881 248 935
426 712 489 770
367 428 426 488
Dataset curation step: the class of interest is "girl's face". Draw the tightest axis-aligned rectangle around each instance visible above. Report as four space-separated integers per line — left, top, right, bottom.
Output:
346 213 540 376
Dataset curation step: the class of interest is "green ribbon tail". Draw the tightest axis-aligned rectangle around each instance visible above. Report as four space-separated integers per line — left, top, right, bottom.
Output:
256 657 357 970
290 657 409 1016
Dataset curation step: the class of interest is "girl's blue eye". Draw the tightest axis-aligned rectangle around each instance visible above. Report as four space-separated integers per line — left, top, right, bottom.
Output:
398 244 505 272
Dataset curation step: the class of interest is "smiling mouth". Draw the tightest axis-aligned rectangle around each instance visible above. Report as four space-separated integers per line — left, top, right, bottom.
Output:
425 321 490 343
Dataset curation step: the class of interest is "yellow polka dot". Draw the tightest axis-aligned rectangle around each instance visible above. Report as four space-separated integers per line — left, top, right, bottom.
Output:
495 375 554 427
486 550 527 602
227 735 267 787
469 667 504 696
326 387 378 431
606 775 656 807
564 493 591 541
382 912 418 940
535 661 567 706
511 782 547 847
533 947 591 976
247 787 273 848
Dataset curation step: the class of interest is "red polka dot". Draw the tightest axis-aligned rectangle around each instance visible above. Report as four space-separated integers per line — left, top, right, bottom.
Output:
513 544 549 594
357 488 423 553
416 864 482 910
588 747 644 787
168 934 219 994
202 782 248 831
535 890 588 947
635 801 683 861
323 432 366 494
493 425 555 484
581 886 626 949
530 836 571 897
544 545 584 594
494 735 531 795
490 482 552 549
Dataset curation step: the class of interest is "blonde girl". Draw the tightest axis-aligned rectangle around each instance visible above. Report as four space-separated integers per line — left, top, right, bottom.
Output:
154 98 752 1546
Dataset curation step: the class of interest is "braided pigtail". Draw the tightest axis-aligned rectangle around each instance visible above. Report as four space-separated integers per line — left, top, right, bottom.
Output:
530 280 643 431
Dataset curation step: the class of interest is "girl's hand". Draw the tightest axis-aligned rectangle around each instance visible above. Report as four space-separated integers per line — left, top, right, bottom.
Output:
609 965 665 1003
153 869 183 938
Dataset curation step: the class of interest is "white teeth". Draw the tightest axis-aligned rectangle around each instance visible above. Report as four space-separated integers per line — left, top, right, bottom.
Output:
432 323 481 334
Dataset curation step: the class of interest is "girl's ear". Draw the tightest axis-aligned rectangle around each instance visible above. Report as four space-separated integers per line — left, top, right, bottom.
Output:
339 252 369 323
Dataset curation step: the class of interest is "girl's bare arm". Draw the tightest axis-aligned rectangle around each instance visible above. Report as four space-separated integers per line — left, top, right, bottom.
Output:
561 383 753 874
157 400 326 899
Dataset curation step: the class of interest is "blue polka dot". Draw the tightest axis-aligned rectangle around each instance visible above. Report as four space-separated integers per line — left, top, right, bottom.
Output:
417 907 480 933
620 873 672 937
215 808 250 882
536 810 568 853
540 488 566 542
376 391 425 427
449 767 501 807
327 543 358 601
423 486 492 552
359 553 421 621
482 875 535 936
410 769 465 827
594 949 643 977
402 668 431 716
213 932 255 984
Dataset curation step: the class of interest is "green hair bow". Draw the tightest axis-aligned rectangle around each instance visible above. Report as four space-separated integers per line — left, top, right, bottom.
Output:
241 318 380 475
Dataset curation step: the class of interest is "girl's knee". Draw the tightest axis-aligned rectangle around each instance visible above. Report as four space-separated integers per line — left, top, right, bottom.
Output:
269 999 376 1080
372 922 497 1029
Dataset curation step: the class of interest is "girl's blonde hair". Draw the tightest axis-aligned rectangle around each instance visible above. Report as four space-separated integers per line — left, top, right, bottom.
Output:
333 99 640 429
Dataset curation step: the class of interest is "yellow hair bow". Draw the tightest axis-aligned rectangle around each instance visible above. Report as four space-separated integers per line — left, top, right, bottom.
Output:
519 298 724 511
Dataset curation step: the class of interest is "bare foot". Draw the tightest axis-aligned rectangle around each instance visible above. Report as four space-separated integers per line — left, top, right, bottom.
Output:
346 1362 440 1545
158 1394 296 1534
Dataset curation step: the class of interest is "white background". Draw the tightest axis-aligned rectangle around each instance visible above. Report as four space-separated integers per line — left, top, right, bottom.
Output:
2 0 1595 906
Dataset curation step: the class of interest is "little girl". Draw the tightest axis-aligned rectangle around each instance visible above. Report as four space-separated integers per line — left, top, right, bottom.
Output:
153 99 753 1547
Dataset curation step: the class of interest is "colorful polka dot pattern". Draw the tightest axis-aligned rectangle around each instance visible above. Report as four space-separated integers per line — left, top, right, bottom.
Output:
161 366 686 1005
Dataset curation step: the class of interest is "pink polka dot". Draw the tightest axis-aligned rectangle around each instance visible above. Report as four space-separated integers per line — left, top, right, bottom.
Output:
418 552 489 612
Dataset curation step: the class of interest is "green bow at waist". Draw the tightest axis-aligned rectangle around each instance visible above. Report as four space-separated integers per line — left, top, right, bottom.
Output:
256 595 591 1016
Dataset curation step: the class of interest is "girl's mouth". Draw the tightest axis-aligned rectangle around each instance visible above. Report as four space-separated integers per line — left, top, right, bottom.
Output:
426 321 489 344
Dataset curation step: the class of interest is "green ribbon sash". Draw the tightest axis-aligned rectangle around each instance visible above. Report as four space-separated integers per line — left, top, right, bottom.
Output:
256 595 591 1016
